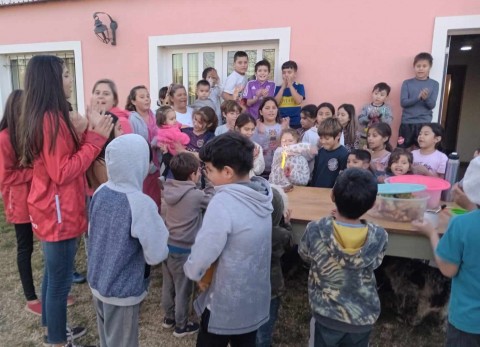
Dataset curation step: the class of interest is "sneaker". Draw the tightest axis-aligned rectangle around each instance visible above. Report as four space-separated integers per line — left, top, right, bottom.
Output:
67 295 75 307
25 300 42 316
173 322 199 337
67 326 87 340
72 271 86 284
162 317 175 329
63 343 96 347
43 326 87 344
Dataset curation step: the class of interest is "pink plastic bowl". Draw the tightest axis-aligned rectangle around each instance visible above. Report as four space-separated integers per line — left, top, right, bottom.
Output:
385 175 450 209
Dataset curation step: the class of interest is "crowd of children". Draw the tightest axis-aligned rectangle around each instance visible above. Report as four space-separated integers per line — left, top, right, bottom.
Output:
0 49 478 347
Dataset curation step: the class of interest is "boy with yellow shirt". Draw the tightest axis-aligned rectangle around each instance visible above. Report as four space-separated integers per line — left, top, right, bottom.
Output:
299 168 388 347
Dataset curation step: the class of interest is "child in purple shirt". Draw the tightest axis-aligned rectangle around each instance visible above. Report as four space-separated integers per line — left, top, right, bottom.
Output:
243 60 275 119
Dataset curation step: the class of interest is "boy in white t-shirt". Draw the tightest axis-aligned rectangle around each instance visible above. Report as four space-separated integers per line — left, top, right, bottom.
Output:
222 51 248 108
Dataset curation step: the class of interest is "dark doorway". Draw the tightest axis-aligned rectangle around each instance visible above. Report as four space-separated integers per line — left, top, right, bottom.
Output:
441 65 466 155
440 34 480 178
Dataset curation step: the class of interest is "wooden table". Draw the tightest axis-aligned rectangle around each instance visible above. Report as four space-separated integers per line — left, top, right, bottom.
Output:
287 186 451 261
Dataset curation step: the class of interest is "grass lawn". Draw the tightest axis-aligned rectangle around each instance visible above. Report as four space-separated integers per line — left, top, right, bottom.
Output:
0 203 445 346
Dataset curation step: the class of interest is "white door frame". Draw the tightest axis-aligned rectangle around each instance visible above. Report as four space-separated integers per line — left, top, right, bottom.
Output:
430 15 480 122
148 27 291 107
0 41 84 115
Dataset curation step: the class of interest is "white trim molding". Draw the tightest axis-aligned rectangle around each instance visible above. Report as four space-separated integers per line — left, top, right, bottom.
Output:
431 15 480 122
148 27 291 106
0 41 84 115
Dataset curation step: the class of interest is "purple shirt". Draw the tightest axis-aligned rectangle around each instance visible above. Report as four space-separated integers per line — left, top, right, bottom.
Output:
182 128 215 153
243 80 276 119
412 149 448 175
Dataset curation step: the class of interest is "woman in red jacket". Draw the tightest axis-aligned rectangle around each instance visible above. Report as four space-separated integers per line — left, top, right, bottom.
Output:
20 55 113 347
0 90 41 315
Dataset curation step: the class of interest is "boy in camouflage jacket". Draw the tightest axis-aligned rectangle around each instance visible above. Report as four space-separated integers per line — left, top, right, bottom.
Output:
299 168 388 347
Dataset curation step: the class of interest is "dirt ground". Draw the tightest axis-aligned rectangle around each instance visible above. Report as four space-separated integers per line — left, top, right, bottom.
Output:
0 210 445 347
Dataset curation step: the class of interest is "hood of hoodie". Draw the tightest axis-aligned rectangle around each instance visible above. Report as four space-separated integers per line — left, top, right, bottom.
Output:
163 179 197 205
105 134 149 192
316 217 387 270
109 107 130 120
216 176 273 218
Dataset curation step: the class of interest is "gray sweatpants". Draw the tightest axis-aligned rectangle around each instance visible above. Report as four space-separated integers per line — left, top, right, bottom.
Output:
93 296 140 347
161 253 194 328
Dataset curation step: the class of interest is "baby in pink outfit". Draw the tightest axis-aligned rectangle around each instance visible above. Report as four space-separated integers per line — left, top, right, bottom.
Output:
155 106 190 155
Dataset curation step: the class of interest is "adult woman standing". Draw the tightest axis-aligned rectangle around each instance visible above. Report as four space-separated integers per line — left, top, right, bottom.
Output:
168 84 194 127
91 79 132 134
127 85 162 210
0 90 40 315
20 55 112 347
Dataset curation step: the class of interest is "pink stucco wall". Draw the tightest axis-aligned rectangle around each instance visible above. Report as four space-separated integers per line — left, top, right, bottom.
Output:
1 0 479 141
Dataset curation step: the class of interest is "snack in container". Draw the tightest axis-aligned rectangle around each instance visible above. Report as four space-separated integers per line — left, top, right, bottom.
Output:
368 184 429 222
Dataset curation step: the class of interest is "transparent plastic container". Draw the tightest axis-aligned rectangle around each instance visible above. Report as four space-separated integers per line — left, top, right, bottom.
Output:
367 195 429 222
385 175 450 209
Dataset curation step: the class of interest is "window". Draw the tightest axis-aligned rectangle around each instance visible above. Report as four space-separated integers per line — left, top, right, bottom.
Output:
164 43 279 104
149 28 291 107
8 51 78 110
0 41 84 116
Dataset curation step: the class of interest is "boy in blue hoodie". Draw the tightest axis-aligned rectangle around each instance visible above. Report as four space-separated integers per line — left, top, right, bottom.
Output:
184 132 273 347
87 134 169 347
299 168 388 347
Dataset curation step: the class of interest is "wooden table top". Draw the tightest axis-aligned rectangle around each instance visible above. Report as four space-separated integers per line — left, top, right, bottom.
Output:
287 186 450 235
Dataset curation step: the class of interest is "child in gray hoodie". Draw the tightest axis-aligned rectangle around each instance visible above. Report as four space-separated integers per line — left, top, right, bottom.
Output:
184 132 273 347
161 152 215 337
87 134 169 347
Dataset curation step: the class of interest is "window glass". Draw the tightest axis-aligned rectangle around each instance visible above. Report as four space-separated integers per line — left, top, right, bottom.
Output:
9 51 77 110
172 53 183 84
203 52 215 70
187 53 198 105
262 48 276 81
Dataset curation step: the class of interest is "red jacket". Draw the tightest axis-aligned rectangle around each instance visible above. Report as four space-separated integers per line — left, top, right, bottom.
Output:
0 129 32 224
110 107 132 134
28 114 107 242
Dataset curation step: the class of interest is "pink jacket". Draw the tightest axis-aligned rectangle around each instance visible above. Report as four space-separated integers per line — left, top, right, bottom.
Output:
157 123 190 155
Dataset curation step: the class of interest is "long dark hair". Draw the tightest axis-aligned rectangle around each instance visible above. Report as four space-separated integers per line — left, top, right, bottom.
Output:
337 103 358 146
125 85 148 112
20 55 79 165
258 97 281 123
0 90 23 158
368 122 393 152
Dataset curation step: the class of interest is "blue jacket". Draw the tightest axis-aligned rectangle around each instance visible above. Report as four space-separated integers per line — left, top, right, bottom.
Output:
87 134 169 306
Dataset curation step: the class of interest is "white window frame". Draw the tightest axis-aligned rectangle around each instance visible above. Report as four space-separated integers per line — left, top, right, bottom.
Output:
148 27 291 107
0 41 84 115
430 15 480 122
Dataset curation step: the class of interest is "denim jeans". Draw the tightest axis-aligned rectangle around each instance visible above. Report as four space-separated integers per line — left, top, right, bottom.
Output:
314 320 371 347
14 223 37 301
256 297 281 347
446 323 480 347
41 238 77 344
